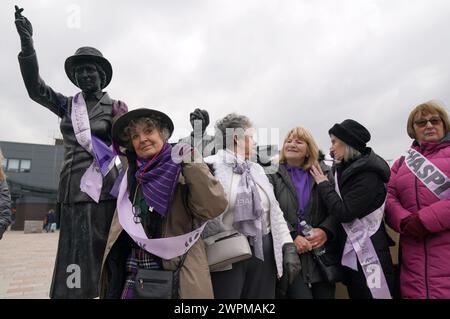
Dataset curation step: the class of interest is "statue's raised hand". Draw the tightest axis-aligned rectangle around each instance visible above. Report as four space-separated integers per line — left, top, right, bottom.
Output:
14 5 33 41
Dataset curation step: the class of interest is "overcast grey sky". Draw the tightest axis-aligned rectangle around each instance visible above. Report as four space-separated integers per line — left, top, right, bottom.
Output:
2 0 450 161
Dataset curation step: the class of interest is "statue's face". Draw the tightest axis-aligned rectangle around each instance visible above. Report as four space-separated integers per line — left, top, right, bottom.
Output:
74 62 102 93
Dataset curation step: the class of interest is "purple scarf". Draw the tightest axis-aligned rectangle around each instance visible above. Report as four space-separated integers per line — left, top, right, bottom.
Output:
135 143 181 217
286 164 311 221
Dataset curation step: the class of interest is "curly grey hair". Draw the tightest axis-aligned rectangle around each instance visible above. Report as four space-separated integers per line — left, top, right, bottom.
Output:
121 117 170 151
215 113 252 150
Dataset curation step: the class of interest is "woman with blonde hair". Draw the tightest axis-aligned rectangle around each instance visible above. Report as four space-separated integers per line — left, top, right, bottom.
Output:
385 101 450 298
0 150 12 240
268 126 342 298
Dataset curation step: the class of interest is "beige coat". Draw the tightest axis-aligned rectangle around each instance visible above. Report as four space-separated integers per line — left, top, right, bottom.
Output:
99 162 227 299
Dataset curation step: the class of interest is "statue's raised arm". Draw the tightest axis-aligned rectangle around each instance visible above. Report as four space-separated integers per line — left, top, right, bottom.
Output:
14 5 69 117
15 6 34 56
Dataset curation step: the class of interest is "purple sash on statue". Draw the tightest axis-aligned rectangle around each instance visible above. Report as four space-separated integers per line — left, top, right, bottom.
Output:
71 92 117 203
116 169 207 259
335 173 392 299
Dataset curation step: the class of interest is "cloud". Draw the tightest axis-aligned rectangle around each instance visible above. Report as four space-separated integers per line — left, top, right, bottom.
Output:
1 0 450 162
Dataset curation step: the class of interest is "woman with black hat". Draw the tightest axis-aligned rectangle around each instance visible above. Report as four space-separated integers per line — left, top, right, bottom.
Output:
98 108 228 298
309 119 395 299
14 7 128 298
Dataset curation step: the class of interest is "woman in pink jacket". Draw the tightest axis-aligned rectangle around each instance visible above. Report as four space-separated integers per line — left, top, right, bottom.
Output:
386 101 450 299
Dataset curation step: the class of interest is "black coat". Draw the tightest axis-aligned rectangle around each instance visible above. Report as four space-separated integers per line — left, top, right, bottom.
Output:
317 149 395 294
268 161 342 285
18 52 118 203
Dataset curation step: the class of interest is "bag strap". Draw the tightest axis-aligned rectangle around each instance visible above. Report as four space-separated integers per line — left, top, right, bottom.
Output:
176 250 188 271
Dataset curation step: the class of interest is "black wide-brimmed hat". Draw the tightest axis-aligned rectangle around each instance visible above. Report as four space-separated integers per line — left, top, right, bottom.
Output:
112 108 175 148
64 47 113 89
328 119 371 153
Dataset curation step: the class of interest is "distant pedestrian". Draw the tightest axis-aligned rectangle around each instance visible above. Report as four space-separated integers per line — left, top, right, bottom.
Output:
45 209 57 233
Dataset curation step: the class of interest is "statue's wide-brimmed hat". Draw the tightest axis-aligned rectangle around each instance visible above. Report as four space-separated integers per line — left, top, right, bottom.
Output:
112 108 175 149
64 47 113 89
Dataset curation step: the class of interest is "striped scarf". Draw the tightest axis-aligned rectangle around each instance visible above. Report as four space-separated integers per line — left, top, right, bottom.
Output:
135 143 181 217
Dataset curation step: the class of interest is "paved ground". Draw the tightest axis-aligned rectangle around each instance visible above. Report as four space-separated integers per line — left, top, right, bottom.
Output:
0 230 59 299
0 229 359 299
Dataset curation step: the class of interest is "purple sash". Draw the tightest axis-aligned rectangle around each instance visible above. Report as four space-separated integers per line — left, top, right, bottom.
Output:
117 168 207 260
335 173 392 299
71 92 116 203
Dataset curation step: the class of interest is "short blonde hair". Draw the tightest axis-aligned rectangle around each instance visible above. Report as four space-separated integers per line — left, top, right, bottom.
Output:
279 126 319 170
407 100 450 139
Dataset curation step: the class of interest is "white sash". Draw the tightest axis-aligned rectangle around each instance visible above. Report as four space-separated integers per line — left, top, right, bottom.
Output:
404 148 450 200
117 169 207 260
335 173 392 299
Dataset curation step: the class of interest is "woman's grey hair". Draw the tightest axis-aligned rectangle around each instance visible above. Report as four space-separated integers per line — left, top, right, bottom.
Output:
215 113 252 150
122 117 170 150
344 144 361 162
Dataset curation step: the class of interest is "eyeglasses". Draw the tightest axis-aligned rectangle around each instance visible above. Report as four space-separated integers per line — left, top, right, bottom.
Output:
414 117 442 128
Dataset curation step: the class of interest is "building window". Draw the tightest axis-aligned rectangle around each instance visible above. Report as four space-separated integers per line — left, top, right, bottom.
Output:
7 159 20 172
20 159 31 173
5 158 31 173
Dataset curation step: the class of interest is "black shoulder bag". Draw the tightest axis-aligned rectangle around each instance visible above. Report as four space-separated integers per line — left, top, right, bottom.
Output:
133 253 188 299
133 180 195 299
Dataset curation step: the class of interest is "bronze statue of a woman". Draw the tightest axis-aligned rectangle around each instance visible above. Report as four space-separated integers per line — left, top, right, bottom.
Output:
14 6 128 298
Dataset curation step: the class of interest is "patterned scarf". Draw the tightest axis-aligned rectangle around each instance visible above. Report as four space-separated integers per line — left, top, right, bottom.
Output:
135 143 181 217
232 160 265 261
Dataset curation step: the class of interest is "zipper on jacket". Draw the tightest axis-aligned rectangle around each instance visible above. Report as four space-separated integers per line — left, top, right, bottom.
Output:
415 177 429 298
